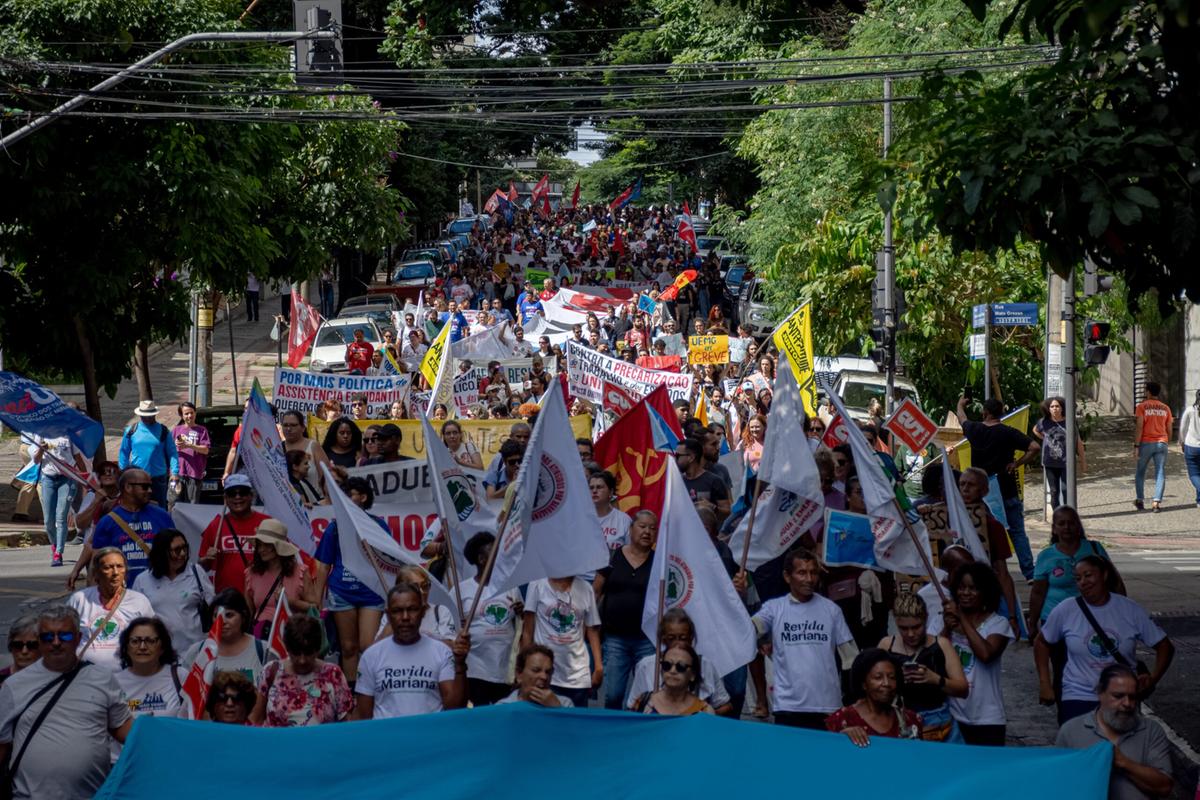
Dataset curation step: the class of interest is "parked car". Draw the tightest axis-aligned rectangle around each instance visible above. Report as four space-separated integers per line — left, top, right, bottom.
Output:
696 235 724 258
829 369 921 424
724 263 752 298
194 405 245 504
338 306 396 337
737 277 776 337
309 317 383 372
402 247 444 270
342 294 401 312
445 215 488 237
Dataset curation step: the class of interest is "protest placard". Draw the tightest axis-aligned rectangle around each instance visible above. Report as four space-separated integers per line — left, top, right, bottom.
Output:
565 341 693 403
689 335 729 365
273 367 412 419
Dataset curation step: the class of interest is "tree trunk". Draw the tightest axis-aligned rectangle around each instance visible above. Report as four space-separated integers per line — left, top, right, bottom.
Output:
72 313 106 464
133 338 153 401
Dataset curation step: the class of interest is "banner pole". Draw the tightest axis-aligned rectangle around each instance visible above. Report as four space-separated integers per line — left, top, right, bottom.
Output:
652 573 666 692
891 497 947 603
464 495 515 624
737 478 766 574
441 517 467 629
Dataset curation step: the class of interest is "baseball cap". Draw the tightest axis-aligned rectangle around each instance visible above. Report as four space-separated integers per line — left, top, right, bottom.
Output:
224 474 253 491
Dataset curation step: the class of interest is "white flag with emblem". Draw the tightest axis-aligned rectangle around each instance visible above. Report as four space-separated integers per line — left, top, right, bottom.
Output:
421 415 497 580
642 458 756 677
488 386 608 593
941 446 989 562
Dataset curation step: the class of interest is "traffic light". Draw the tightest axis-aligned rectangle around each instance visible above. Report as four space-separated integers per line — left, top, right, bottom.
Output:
869 325 892 371
1084 319 1111 366
1083 259 1114 297
294 1 343 87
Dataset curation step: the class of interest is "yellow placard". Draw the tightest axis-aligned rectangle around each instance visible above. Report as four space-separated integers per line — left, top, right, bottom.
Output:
944 404 1031 501
688 334 729 365
307 414 593 461
419 324 448 387
771 303 817 416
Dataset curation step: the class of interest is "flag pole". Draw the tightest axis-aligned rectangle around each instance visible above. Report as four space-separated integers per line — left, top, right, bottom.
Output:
891 497 947 603
652 571 667 692
737 478 767 574
463 494 516 624
440 516 467 629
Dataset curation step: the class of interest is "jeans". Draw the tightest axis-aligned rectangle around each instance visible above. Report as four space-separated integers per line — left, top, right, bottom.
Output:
1135 442 1167 502
1184 444 1200 504
1058 699 1098 726
1002 495 1034 579
722 664 748 719
602 634 655 709
280 294 291 323
150 474 169 509
169 476 201 511
246 290 260 321
320 282 335 318
1045 466 1065 510
39 473 77 553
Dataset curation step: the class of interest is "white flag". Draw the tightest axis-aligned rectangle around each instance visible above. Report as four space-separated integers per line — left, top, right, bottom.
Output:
238 382 314 554
728 484 818 571
489 386 609 594
941 446 989 562
642 458 756 677
451 321 514 360
827 392 933 576
321 463 458 613
421 415 496 581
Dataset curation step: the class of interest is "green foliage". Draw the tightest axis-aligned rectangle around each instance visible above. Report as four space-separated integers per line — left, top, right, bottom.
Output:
894 0 1200 312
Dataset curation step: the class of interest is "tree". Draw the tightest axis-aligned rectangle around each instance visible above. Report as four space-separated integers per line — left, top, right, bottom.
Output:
892 0 1200 312
0 0 408 429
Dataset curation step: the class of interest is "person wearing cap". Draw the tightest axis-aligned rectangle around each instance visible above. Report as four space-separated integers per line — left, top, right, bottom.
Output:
71 468 175 589
199 475 272 594
118 400 180 509
244 519 316 638
361 424 411 465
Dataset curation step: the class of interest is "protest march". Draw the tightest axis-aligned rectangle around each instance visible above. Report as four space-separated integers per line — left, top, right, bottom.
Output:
0 195 1179 800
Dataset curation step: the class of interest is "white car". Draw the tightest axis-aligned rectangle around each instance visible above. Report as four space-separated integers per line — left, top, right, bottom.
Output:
308 317 383 372
737 277 777 337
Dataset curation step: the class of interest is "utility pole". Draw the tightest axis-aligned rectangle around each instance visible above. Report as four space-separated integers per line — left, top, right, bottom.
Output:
882 76 896 413
196 293 214 407
188 292 199 404
983 305 992 401
1063 267 1078 507
476 170 482 216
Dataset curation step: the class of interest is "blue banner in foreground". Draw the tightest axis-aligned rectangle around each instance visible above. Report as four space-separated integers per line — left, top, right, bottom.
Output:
98 704 1112 800
0 372 104 456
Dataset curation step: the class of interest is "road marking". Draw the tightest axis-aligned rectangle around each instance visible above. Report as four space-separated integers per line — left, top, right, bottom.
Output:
1120 550 1200 573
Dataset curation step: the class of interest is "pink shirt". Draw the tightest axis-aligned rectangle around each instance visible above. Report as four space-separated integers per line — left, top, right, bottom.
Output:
245 562 309 623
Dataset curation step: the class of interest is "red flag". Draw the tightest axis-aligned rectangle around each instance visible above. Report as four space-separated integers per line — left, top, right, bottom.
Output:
602 380 639 417
570 181 581 209
636 355 682 372
594 385 682 518
589 229 600 259
531 173 549 203
507 181 518 202
678 201 699 254
658 269 699 302
288 292 322 368
181 614 224 719
613 228 626 255
823 414 851 448
484 189 504 214
540 194 552 220
268 591 291 661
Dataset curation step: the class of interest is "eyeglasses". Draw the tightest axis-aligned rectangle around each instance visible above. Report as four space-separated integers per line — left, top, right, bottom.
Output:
225 488 252 497
129 636 160 647
505 457 522 466
363 436 379 443
39 631 77 643
661 660 693 674
217 693 242 705
9 640 38 652
169 545 189 556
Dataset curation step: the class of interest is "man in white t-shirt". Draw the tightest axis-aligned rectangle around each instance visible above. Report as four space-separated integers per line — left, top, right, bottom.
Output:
354 583 470 720
752 549 857 729
0 606 132 800
590 471 631 551
457 533 524 706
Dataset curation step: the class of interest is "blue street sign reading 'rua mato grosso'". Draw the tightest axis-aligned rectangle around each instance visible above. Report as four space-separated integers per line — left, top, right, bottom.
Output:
973 302 1039 329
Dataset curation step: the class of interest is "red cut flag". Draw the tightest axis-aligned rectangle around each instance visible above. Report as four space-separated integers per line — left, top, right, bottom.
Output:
658 270 697 302
594 385 682 519
602 380 639 417
678 201 699 254
531 173 549 203
181 614 224 719
268 590 291 661
507 181 518 202
570 181 581 209
288 293 322 368
613 228 626 255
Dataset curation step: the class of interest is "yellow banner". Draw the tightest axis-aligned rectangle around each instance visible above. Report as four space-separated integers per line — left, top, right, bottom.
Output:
771 303 818 416
688 334 729 365
306 415 593 461
419 324 448 387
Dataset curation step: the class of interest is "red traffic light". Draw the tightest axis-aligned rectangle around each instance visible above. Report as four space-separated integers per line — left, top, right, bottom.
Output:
1085 320 1110 343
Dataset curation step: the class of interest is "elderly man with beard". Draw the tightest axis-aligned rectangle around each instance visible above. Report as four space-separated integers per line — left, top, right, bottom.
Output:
1055 664 1173 800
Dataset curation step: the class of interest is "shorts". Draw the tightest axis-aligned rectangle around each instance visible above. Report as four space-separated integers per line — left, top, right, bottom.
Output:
325 590 384 613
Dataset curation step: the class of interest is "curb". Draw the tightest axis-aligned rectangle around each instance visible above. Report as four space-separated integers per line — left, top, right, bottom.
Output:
0 529 49 548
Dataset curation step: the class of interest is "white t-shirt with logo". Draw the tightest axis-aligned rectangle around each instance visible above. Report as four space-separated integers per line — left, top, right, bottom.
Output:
1040 594 1166 702
357 635 455 719
131 567 214 655
112 665 183 761
948 613 1015 725
752 593 853 713
597 507 632 551
69 587 155 672
458 577 521 685
524 578 600 689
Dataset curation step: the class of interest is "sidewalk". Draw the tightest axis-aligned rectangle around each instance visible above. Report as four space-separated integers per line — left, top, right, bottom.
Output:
0 284 307 540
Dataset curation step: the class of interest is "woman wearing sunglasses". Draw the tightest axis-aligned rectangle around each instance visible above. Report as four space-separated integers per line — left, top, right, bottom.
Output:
356 424 382 467
630 644 714 716
1 615 40 685
67 547 155 672
206 670 257 724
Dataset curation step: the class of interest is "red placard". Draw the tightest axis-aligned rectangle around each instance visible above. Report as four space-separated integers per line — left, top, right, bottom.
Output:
823 414 850 448
884 398 938 453
602 381 640 418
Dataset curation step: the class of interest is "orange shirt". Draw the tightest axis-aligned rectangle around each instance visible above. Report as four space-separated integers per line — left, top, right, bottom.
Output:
1135 399 1173 443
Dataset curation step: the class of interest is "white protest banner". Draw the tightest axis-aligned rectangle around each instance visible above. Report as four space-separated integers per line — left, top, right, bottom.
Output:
455 357 558 391
345 459 488 505
452 371 480 416
566 341 693 403
657 333 687 357
273 367 412 419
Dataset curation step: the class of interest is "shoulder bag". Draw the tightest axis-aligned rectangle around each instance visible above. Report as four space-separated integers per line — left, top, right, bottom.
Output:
191 564 214 631
104 511 152 557
1074 597 1152 697
4 663 90 799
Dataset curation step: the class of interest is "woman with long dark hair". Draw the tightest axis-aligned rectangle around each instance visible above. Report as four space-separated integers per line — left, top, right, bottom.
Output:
321 417 362 470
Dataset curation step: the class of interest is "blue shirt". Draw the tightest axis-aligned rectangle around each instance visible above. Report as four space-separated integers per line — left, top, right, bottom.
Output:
118 420 179 478
92 504 176 585
313 520 385 607
516 293 543 325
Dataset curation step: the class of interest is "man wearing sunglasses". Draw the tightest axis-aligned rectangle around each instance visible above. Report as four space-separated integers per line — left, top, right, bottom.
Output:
0 606 132 799
199 474 272 594
69 468 175 590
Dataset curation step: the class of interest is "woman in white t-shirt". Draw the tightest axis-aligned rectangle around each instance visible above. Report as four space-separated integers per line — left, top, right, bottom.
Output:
590 471 631 551
943 562 1015 746
441 420 483 470
131 529 213 655
186 588 270 687
458 533 523 706
521 576 602 709
68 548 155 672
112 618 184 760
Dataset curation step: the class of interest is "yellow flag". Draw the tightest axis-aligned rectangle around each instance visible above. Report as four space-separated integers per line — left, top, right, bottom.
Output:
950 404 1031 500
771 303 817 416
420 324 449 387
694 391 709 426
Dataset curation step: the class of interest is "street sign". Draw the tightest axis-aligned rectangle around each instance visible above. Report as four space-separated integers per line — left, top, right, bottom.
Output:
990 302 1039 327
884 398 938 454
969 333 986 361
972 304 987 329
